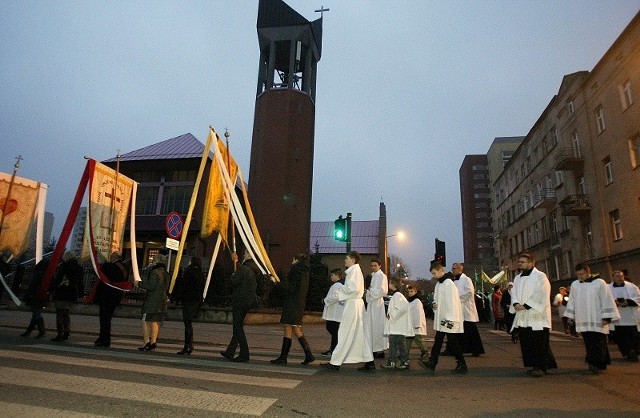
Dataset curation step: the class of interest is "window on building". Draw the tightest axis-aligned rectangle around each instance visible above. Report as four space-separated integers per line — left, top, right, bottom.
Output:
136 187 159 215
572 131 581 158
610 209 623 241
603 156 613 185
161 185 192 215
585 223 594 256
596 105 606 134
568 99 575 114
550 127 558 147
501 151 513 167
565 250 574 278
472 164 488 171
619 80 634 110
578 176 587 196
629 133 640 169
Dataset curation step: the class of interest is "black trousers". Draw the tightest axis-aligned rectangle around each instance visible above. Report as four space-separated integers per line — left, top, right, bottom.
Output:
462 321 485 354
430 331 464 363
98 303 118 344
582 331 610 369
225 305 250 358
326 320 340 351
611 326 640 357
517 327 557 371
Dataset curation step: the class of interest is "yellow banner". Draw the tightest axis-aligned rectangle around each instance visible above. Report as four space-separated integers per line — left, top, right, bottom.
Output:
84 161 134 262
0 172 41 257
200 136 238 242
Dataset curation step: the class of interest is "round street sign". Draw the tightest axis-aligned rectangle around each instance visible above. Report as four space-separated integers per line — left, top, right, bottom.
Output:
165 211 184 239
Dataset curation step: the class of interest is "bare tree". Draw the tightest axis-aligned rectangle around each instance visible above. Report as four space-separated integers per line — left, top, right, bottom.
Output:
388 254 410 278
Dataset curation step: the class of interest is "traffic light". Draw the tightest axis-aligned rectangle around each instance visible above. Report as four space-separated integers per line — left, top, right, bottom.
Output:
435 238 446 267
334 215 348 242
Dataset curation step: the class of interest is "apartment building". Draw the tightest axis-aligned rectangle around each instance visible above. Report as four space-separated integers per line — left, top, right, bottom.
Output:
493 12 640 282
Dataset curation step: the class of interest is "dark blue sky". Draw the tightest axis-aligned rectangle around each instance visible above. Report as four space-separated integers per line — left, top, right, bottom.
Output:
2 1 639 277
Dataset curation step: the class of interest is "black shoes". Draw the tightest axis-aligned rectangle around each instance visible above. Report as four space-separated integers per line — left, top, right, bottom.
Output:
138 342 151 351
51 335 65 342
324 363 340 371
357 361 376 372
231 356 249 363
177 347 193 355
220 351 234 360
270 356 287 365
373 352 385 359
418 357 437 374
452 361 468 374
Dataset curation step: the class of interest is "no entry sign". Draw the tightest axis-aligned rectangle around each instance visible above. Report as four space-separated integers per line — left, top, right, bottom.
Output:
165 211 184 239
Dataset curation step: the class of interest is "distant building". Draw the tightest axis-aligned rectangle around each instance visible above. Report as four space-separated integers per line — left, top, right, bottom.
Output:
69 206 86 257
493 12 640 282
459 155 493 265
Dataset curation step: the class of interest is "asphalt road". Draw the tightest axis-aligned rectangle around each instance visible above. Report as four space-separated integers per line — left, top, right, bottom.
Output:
1 309 639 417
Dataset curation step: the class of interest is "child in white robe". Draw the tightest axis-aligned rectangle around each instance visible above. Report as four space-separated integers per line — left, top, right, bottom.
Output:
382 278 414 369
322 268 345 356
406 284 428 359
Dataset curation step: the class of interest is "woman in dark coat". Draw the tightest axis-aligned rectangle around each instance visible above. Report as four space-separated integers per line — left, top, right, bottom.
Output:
20 258 50 338
271 253 314 365
136 254 170 351
50 251 84 342
175 256 205 355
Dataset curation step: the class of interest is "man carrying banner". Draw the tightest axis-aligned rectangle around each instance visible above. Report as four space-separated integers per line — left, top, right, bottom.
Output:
94 252 129 347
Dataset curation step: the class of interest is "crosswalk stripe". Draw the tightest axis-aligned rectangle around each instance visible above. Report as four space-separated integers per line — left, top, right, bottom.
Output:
0 348 302 389
0 400 111 417
0 366 276 416
34 344 319 376
488 329 573 342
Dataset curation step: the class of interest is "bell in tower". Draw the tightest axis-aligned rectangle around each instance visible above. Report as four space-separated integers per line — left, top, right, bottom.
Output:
249 0 323 276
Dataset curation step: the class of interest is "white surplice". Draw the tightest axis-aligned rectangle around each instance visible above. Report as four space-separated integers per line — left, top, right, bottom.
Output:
564 277 620 333
454 273 479 322
364 269 389 352
409 297 428 336
608 281 640 330
510 267 552 331
433 277 464 333
330 264 373 365
384 292 414 337
322 281 345 322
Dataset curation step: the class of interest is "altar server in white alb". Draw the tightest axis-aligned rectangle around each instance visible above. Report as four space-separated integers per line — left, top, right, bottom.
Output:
381 277 413 369
418 263 467 374
608 270 640 362
364 259 388 358
451 262 485 356
510 252 557 377
326 251 375 371
564 262 620 374
405 284 428 359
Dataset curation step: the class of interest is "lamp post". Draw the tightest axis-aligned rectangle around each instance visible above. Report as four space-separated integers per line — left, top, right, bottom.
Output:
384 231 406 277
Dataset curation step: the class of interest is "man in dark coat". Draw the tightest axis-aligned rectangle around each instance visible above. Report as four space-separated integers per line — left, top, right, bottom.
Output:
94 252 129 347
221 249 258 362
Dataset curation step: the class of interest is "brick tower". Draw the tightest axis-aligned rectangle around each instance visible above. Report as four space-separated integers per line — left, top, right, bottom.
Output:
249 0 323 275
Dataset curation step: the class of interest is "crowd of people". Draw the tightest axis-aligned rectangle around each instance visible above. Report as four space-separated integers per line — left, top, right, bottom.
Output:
11 248 640 378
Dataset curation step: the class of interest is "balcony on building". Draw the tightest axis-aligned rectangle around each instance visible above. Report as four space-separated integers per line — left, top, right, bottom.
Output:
555 147 584 172
560 194 591 216
533 188 556 209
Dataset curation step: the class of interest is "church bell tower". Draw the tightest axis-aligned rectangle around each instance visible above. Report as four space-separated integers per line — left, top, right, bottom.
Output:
249 0 323 275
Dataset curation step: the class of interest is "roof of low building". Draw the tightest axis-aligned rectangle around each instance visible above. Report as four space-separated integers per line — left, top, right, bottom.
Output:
104 133 205 162
310 220 380 255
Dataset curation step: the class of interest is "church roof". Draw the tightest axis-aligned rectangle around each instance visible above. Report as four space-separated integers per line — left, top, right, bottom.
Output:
310 220 380 255
103 133 205 162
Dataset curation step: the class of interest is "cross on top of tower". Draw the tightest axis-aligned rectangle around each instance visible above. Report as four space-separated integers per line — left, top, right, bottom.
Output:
314 5 330 18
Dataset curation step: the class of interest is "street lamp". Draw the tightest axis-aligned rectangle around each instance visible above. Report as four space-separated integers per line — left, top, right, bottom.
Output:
384 230 407 277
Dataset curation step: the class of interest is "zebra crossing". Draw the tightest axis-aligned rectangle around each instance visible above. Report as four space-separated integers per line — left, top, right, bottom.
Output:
0 342 315 416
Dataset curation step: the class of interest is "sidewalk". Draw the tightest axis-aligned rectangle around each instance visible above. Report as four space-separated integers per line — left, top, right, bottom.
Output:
0 307 328 354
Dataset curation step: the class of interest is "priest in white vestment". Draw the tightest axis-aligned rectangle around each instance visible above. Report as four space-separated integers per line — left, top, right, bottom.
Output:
564 262 620 374
326 251 375 371
451 262 485 356
608 270 640 362
364 259 389 357
510 252 557 377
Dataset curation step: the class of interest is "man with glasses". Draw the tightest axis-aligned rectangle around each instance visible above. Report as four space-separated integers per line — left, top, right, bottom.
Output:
509 252 557 377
